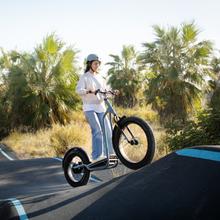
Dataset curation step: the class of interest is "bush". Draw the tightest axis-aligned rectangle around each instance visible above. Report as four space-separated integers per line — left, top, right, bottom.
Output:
166 108 220 151
50 122 91 156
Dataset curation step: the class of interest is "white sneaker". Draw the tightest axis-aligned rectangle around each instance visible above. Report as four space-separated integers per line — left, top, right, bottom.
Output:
92 155 107 163
109 154 117 159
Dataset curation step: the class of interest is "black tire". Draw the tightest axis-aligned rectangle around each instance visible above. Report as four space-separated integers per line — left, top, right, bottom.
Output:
62 148 76 170
63 148 90 187
113 116 155 170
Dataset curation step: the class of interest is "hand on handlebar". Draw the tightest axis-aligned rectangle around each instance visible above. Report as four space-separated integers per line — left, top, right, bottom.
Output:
94 89 120 96
95 89 100 95
86 90 96 94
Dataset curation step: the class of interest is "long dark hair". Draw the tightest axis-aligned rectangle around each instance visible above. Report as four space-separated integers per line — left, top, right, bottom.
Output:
84 62 91 73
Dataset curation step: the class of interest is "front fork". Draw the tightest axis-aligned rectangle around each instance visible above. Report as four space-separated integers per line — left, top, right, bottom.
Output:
113 116 136 144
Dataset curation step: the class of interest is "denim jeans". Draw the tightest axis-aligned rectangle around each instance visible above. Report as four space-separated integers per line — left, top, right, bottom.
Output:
84 111 115 160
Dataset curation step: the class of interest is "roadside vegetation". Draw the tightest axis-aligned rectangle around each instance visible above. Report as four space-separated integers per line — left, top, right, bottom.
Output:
1 22 220 159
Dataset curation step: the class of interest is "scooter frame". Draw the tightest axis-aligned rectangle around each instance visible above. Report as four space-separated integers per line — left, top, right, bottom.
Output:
71 90 121 172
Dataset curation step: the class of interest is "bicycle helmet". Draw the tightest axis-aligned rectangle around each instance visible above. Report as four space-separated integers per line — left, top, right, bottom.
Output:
86 54 101 63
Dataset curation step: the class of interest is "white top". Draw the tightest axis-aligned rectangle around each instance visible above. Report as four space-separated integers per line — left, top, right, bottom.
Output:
76 71 107 112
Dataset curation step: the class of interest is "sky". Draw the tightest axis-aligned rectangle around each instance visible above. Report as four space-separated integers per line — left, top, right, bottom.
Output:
0 0 220 73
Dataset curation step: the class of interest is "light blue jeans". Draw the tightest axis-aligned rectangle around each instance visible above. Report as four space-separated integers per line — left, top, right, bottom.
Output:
84 111 115 160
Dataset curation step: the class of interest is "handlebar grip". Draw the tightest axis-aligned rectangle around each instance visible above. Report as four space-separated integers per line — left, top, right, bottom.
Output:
95 89 100 95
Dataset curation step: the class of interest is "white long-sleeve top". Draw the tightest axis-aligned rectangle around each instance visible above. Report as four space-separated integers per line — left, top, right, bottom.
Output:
76 71 107 112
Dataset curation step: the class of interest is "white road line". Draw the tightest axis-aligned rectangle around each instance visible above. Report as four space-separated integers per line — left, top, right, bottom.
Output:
53 157 63 162
0 147 14 161
89 175 102 183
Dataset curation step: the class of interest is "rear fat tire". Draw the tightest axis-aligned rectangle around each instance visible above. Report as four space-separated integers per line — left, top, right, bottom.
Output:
113 116 155 170
63 148 90 187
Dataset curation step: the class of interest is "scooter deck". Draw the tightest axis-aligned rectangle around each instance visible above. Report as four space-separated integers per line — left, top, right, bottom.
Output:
90 158 108 167
88 155 118 170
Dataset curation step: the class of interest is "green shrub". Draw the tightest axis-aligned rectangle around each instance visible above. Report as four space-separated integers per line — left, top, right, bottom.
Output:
166 108 220 151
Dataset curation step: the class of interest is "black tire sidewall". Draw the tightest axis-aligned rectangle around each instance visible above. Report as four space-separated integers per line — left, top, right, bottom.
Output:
63 148 90 187
113 116 155 170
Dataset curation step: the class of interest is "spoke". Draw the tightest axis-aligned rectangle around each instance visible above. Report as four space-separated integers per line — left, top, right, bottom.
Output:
118 123 148 163
67 156 84 182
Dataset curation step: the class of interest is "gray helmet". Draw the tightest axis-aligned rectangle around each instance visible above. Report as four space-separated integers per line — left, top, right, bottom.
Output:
86 54 101 63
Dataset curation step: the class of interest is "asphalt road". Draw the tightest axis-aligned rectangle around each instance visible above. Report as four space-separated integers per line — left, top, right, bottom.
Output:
0 144 131 220
1 144 220 219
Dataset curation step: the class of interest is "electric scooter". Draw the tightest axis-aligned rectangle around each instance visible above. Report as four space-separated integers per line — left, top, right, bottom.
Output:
63 90 155 187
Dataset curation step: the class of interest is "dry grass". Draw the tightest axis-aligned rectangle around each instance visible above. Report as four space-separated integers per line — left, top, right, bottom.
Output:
50 122 92 156
2 130 53 158
1 108 168 160
117 105 158 123
153 127 169 160
2 112 92 159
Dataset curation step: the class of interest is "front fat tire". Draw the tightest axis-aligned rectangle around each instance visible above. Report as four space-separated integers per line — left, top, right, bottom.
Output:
113 116 155 170
63 148 90 187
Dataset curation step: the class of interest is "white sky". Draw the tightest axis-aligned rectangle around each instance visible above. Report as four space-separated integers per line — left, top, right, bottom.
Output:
0 0 220 73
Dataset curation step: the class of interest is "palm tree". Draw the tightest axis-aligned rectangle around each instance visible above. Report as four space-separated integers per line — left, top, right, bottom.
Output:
106 45 143 107
0 34 80 130
141 22 213 124
209 56 220 110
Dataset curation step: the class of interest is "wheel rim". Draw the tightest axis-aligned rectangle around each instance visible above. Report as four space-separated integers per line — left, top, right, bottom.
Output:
67 156 86 182
118 123 148 163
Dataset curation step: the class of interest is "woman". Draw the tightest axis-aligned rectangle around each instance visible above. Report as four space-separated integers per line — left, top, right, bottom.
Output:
76 54 115 162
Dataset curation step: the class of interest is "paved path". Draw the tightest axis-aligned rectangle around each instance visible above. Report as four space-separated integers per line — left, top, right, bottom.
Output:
1 144 220 219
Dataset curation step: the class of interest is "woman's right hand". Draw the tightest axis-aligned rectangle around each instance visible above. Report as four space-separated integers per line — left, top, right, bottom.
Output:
86 90 95 94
